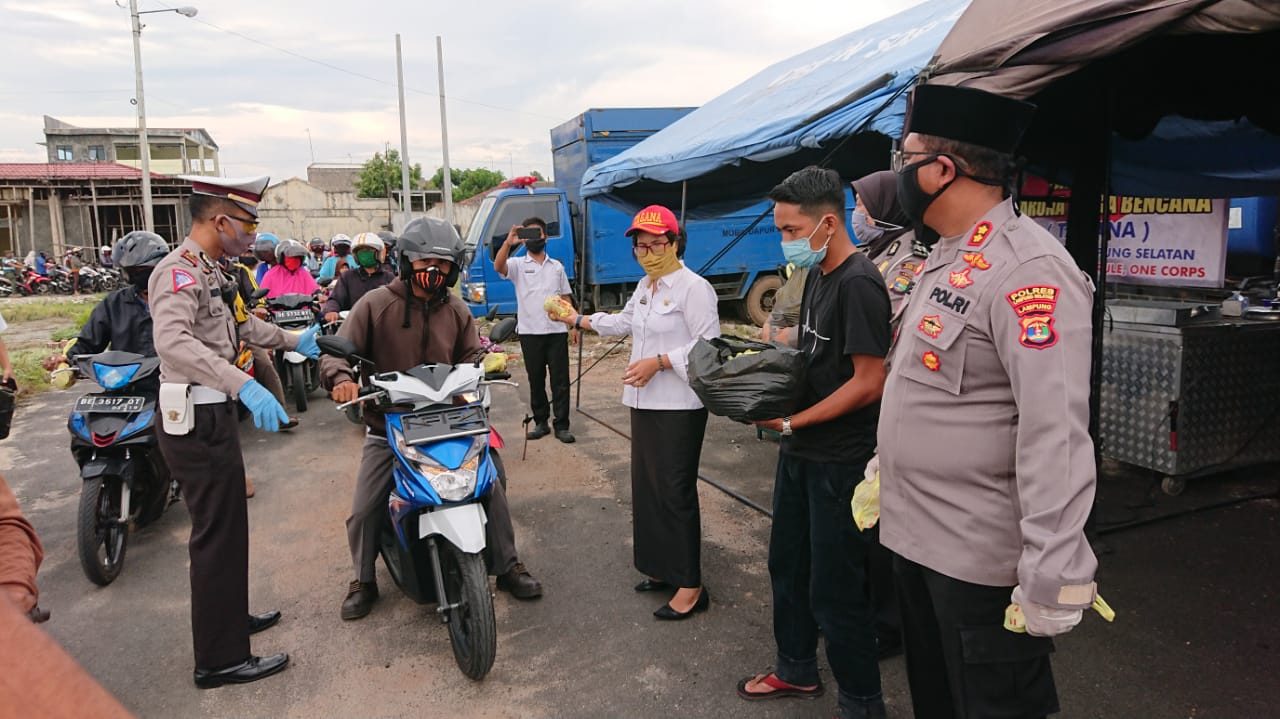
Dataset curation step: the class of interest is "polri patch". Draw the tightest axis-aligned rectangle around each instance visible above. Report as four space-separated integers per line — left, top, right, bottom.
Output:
967 221 993 247
891 273 913 294
918 314 943 339
928 286 971 315
1019 314 1058 349
922 351 941 372
1006 285 1060 316
171 268 198 292
949 268 974 289
962 252 991 270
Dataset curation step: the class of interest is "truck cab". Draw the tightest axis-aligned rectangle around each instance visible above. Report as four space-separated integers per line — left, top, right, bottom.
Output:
461 183 572 317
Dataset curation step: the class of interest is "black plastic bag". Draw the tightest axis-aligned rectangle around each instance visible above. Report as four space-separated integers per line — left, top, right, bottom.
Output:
0 378 16 440
686 335 806 422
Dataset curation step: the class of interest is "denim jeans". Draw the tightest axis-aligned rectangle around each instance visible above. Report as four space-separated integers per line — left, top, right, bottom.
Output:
769 452 882 713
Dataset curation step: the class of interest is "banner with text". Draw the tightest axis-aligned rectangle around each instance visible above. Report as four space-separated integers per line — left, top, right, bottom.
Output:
1020 180 1229 288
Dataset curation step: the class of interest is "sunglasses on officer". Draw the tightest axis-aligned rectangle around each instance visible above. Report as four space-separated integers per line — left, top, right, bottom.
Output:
217 213 259 234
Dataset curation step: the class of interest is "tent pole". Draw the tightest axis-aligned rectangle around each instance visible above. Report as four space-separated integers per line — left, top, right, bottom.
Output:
679 181 687 226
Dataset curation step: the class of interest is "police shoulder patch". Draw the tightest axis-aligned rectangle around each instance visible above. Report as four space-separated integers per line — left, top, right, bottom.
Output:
179 249 200 268
1006 285 1060 316
1018 314 1058 350
171 268 198 292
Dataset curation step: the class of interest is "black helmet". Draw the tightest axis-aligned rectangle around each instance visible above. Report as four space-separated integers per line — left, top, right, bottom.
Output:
113 231 169 269
398 217 463 288
253 236 277 258
308 237 325 250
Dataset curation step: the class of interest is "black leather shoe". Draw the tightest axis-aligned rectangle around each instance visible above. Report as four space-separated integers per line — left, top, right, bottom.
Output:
496 562 543 599
341 580 379 620
654 588 709 621
193 653 290 689
248 610 281 634
526 423 550 440
555 429 576 444
634 578 672 592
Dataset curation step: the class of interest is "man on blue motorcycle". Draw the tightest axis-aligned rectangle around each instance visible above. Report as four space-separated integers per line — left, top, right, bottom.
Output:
320 217 543 620
44 231 167 373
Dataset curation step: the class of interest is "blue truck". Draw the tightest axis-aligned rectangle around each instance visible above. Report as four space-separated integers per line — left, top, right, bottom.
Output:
461 108 838 324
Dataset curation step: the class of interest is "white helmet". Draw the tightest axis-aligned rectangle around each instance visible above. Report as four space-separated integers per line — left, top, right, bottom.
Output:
351 232 386 262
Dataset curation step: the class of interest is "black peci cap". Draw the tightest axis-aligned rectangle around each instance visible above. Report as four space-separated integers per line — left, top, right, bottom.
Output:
905 84 1037 155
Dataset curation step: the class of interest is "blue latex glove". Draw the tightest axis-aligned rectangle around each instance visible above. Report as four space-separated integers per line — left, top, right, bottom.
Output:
295 324 321 359
239 379 289 432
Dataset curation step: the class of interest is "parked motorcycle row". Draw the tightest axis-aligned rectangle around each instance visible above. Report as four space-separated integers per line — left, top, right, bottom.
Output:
0 259 123 297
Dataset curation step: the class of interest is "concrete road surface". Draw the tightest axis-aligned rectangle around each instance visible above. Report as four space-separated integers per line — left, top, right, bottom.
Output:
2 343 1277 718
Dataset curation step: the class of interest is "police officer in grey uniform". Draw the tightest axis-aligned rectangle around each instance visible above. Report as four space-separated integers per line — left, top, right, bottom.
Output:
149 175 320 688
877 85 1098 718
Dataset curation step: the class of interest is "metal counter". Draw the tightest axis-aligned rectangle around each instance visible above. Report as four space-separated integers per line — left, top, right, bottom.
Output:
1100 300 1280 479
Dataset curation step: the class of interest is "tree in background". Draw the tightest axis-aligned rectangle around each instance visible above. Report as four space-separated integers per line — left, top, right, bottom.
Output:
429 168 547 202
356 149 425 198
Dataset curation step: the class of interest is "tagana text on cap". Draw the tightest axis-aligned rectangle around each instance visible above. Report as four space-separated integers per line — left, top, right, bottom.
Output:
626 205 680 237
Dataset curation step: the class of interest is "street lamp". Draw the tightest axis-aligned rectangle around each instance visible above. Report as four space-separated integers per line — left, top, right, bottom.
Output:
128 1 197 233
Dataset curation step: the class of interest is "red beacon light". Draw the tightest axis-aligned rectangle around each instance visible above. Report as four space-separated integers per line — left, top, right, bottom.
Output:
502 175 540 190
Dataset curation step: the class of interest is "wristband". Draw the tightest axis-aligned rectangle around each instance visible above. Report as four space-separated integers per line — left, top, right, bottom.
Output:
574 315 583 329
656 354 665 372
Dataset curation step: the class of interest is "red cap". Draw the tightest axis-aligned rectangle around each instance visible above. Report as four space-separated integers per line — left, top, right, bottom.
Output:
626 205 679 237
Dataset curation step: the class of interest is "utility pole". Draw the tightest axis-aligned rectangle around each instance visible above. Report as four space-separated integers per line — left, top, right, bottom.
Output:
129 0 153 233
395 34 413 231
306 128 315 164
436 35 454 227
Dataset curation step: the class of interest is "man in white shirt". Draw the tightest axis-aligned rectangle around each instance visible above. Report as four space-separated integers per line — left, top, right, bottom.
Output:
494 217 577 443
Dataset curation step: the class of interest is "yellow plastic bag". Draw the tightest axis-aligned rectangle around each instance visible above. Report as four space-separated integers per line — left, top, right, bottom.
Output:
544 295 574 320
851 456 880 531
483 352 507 374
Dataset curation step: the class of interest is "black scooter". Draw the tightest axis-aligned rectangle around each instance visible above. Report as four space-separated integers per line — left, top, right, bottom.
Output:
60 351 175 586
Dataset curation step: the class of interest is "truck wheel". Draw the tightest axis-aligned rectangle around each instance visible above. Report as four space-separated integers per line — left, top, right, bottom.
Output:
743 274 782 327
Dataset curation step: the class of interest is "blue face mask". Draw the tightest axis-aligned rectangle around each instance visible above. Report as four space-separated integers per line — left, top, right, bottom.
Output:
781 216 831 269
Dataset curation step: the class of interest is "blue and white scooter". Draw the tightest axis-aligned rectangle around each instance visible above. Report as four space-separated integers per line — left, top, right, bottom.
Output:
317 317 517 680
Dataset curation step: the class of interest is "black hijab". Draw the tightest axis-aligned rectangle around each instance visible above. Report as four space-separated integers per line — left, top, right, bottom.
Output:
851 170 913 259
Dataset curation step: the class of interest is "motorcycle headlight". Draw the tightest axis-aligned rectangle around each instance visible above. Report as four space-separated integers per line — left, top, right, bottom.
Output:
93 363 140 390
391 430 483 502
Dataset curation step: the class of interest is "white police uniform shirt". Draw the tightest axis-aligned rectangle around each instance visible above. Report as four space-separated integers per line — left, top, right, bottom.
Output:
589 264 720 411
500 252 571 336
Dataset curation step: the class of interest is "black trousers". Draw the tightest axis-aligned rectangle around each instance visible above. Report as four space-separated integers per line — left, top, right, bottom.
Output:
893 553 1060 719
156 401 251 670
630 408 707 588
519 333 570 431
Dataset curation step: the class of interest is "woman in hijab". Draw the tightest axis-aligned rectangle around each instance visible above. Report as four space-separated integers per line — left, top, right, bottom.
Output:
851 170 930 321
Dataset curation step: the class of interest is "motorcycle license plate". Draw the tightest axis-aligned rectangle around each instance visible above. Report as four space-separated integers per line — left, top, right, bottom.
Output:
74 395 145 413
273 309 313 322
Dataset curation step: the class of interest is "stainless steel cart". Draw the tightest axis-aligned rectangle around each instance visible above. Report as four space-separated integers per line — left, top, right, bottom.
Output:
1100 300 1280 494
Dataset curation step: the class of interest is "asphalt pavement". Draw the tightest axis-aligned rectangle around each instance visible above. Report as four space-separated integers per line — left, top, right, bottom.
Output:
2 343 1277 718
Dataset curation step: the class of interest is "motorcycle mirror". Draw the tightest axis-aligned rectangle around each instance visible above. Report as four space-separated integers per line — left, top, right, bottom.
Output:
250 287 270 301
485 304 500 322
316 335 357 359
316 276 335 288
489 316 517 344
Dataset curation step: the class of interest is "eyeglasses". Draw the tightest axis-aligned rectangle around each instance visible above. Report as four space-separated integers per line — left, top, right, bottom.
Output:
633 240 670 258
890 149 967 173
220 214 259 233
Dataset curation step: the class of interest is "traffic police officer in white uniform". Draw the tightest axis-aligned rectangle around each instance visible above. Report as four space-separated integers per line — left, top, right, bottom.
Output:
149 175 320 688
878 85 1099 718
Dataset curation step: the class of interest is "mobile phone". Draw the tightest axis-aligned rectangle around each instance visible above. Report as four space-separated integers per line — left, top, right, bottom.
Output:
516 227 542 240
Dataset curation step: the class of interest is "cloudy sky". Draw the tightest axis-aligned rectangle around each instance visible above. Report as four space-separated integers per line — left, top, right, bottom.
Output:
1 0 923 183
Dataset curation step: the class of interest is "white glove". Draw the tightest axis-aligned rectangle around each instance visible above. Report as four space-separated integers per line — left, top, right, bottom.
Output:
1010 585 1083 638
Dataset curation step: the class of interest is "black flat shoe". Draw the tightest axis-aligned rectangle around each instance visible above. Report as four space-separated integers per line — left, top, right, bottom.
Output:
654 588 709 621
193 653 290 689
634 578 672 593
248 610 281 634
526 423 550 440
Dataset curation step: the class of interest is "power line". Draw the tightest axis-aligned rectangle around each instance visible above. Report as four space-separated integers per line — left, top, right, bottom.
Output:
147 1 561 121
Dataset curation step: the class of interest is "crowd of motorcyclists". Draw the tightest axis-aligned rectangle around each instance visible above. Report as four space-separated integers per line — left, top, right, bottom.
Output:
0 246 124 297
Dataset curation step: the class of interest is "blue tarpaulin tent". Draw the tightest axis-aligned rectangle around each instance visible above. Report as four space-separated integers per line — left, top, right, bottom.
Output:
580 0 970 213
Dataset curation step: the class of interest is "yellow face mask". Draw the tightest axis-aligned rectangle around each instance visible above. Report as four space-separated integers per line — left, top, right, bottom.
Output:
637 246 681 280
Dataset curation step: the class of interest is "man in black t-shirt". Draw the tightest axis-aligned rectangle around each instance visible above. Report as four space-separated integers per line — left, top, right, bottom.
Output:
737 167 891 719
